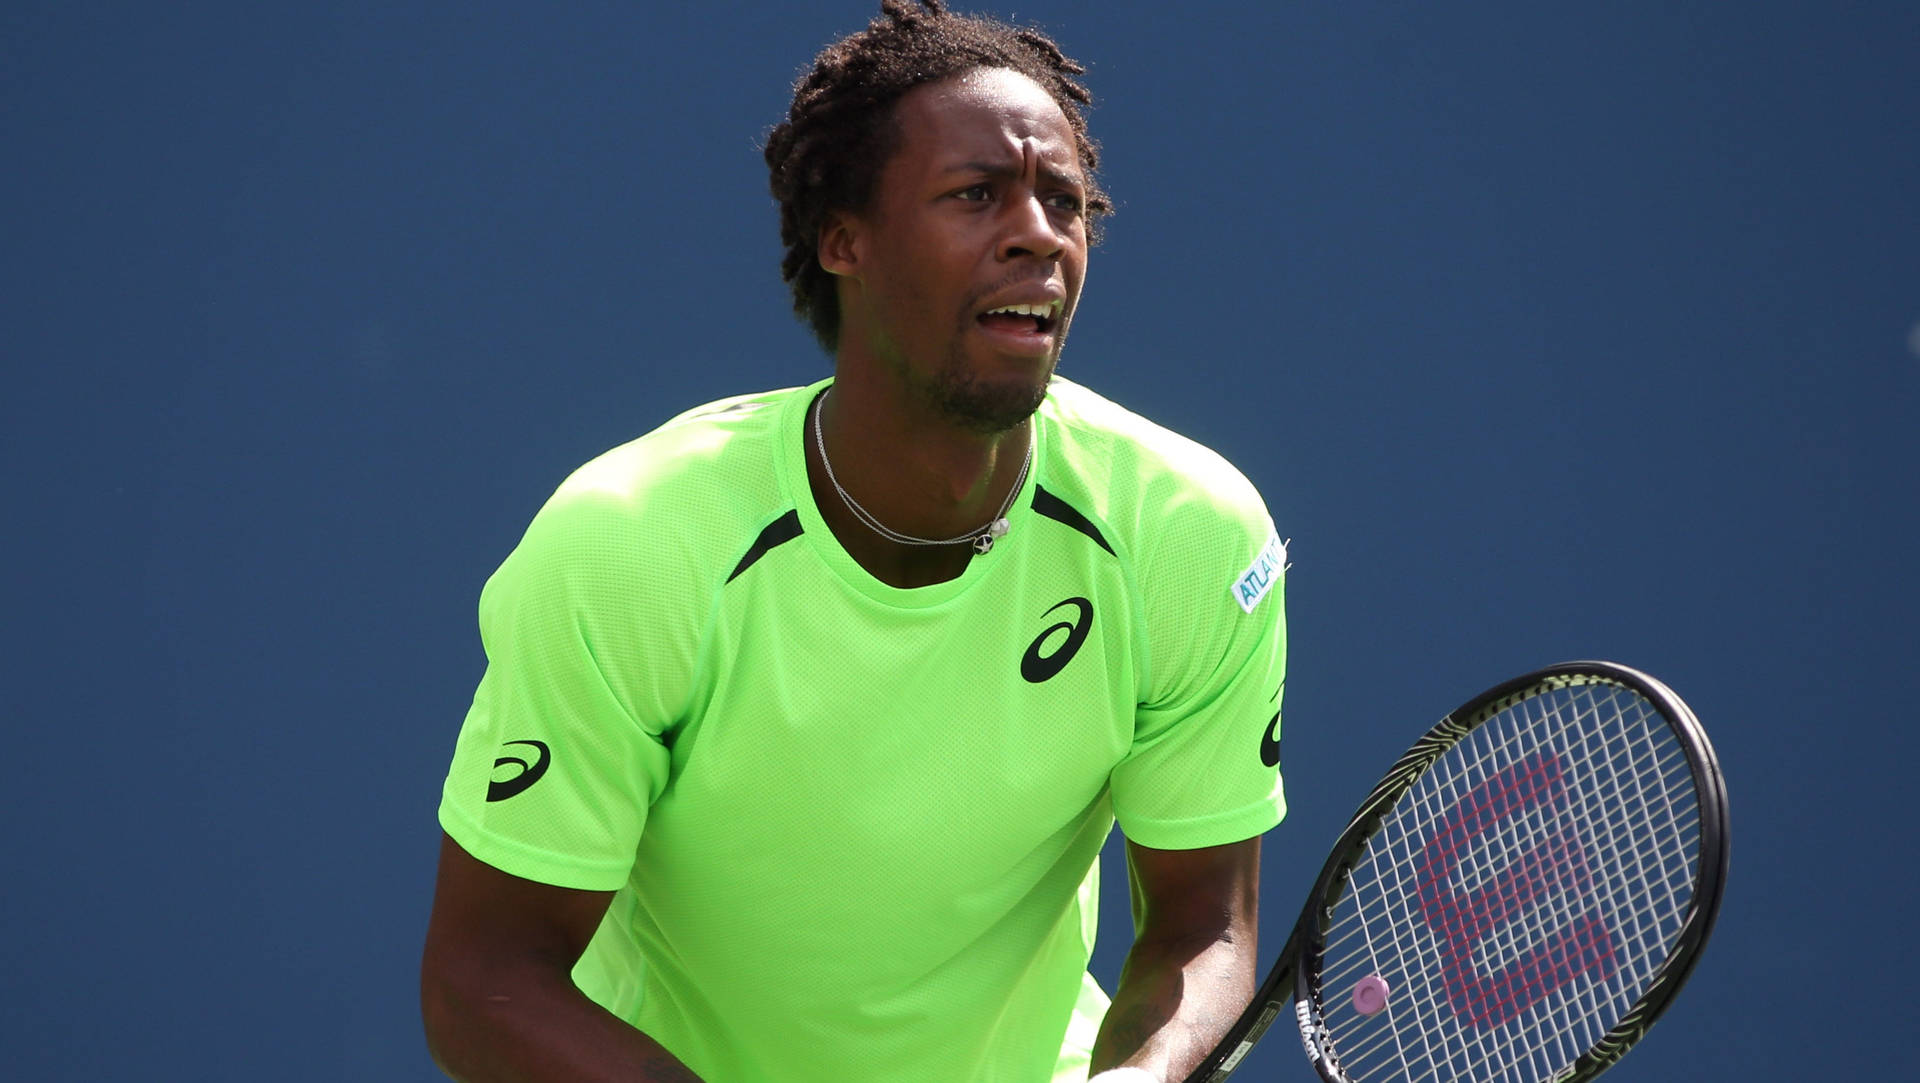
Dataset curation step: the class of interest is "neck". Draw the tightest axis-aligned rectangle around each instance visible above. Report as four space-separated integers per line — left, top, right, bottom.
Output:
806 377 1035 588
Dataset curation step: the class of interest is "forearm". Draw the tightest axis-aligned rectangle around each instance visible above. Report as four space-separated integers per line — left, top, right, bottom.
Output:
422 960 700 1083
1089 930 1256 1082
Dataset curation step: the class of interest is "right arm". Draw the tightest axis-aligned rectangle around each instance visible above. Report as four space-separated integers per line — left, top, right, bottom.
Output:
420 832 702 1082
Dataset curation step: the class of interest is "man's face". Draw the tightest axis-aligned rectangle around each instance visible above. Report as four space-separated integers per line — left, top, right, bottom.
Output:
826 67 1090 434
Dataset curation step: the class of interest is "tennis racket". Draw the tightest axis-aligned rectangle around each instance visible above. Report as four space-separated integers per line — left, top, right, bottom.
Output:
1186 661 1728 1083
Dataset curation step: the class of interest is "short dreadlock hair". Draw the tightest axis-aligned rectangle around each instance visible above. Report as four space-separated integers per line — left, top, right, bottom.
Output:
764 0 1112 352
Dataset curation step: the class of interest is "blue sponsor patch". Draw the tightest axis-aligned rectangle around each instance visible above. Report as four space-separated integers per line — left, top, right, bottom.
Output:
1231 532 1288 614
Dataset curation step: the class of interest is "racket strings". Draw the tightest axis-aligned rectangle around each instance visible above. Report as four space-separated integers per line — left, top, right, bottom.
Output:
1332 691 1642 1078
1324 846 1694 1023
1380 685 1695 1080
1382 686 1694 1079
1322 691 1695 962
1334 724 1621 1078
1312 681 1703 1083
1326 829 1695 1078
1442 699 1694 974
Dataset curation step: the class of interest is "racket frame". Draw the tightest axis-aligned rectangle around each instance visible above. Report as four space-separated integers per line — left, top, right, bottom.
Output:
1187 661 1729 1083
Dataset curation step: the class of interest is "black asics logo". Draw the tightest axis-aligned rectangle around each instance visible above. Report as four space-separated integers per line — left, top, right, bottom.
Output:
486 740 551 802
1022 597 1093 683
1259 712 1282 768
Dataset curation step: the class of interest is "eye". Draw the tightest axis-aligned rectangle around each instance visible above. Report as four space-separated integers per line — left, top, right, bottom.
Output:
1046 192 1085 213
953 184 992 202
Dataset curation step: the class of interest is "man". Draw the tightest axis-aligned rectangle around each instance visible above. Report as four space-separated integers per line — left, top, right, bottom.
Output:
420 3 1288 1081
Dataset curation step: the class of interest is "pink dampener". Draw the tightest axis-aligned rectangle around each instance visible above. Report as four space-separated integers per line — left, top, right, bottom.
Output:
1352 974 1390 1016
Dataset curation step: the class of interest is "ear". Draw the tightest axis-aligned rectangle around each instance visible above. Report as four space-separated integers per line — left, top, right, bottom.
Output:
817 209 861 278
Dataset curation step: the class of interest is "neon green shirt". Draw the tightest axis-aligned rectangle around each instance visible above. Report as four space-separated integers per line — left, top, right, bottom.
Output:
438 377 1288 1082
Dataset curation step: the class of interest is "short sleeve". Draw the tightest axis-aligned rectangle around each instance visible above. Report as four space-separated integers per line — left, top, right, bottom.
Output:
1110 475 1288 851
437 488 690 891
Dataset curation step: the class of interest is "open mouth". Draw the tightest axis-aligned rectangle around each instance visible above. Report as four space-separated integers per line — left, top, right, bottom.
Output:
977 301 1060 337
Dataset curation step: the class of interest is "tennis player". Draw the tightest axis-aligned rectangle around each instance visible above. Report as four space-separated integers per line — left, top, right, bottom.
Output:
420 3 1288 1081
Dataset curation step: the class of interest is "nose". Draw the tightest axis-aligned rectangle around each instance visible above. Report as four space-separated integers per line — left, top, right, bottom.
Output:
998 193 1066 263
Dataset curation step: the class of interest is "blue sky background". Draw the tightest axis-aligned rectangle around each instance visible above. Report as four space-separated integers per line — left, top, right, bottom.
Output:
4 2 1916 1079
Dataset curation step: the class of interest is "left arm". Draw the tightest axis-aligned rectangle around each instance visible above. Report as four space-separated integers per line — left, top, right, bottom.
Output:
1089 836 1261 1082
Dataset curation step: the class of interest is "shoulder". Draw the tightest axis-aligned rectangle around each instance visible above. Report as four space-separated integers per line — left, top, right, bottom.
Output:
555 388 793 514
1039 377 1274 560
544 387 794 535
489 387 802 608
1040 379 1285 712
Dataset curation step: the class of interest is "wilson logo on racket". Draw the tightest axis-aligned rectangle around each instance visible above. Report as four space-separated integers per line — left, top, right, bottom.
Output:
1413 751 1618 1028
486 739 551 802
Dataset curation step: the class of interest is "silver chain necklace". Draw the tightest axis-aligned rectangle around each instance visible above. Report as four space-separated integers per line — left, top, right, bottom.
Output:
811 389 1031 555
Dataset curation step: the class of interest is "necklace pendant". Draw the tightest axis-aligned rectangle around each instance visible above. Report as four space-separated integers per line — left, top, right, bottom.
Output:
972 517 1010 555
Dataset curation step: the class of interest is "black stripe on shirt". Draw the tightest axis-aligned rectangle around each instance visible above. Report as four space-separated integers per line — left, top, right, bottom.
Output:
727 510 804 583
1032 486 1114 555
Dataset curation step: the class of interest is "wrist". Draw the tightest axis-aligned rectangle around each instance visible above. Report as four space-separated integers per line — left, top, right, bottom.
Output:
1088 1069 1161 1083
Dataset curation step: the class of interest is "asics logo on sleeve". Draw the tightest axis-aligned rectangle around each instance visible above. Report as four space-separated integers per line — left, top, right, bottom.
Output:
1259 712 1282 768
1021 597 1093 683
486 739 551 802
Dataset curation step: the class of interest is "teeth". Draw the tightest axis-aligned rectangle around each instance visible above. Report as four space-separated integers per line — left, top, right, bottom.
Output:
985 302 1057 319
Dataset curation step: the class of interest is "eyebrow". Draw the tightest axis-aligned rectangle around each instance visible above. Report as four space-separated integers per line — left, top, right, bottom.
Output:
943 159 1087 191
